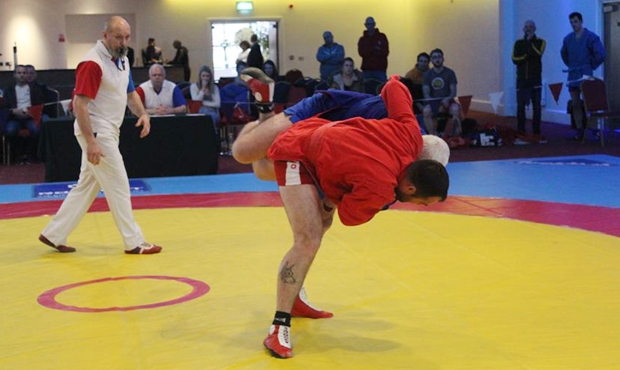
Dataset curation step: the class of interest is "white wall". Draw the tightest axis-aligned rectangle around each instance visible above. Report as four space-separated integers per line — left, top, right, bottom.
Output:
0 0 607 124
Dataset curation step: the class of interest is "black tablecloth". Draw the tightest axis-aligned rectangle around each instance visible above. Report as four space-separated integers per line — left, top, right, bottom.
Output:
40 114 218 182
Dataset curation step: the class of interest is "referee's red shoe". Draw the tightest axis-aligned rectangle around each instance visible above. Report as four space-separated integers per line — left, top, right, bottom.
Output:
38 234 76 253
125 242 162 254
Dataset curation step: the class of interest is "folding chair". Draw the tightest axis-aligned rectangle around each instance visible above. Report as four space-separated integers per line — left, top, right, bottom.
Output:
47 88 61 118
286 86 307 108
580 78 620 147
363 78 383 95
219 84 251 154
188 100 203 114
273 81 291 113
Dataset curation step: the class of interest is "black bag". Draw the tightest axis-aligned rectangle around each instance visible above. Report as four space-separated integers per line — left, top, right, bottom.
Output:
468 127 502 147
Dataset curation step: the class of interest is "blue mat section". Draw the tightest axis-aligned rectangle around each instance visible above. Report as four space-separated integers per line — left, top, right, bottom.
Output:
33 179 151 199
0 155 618 208
0 174 278 205
447 154 620 208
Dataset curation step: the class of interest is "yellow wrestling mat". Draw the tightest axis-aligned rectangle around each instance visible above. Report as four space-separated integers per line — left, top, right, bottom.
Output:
1 207 619 369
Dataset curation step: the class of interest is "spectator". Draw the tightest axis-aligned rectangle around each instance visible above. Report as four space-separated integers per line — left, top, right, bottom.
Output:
316 31 345 81
25 65 43 86
512 20 546 139
247 34 264 69
328 57 364 93
38 16 162 255
422 48 461 137
143 38 163 66
561 11 606 140
357 16 389 82
127 46 135 67
236 40 251 64
234 60 249 86
190 65 221 127
403 52 430 114
0 64 49 163
24 64 57 119
262 60 280 82
168 39 190 81
136 64 187 115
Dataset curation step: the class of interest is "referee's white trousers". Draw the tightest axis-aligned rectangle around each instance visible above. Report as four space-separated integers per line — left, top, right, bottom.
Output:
41 133 144 250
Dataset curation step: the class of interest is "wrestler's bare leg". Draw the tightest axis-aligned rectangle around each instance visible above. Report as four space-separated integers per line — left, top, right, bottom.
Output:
231 112 292 164
252 157 277 181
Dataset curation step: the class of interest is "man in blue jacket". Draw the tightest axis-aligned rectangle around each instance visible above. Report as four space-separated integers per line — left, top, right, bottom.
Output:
316 31 345 81
561 11 606 140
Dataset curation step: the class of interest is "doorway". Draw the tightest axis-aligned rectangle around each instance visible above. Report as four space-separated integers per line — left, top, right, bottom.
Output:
211 20 278 80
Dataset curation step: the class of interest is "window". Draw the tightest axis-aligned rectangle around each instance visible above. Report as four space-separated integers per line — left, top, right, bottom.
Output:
211 20 278 80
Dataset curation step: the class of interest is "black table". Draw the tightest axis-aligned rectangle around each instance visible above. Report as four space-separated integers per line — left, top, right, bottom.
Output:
40 114 218 182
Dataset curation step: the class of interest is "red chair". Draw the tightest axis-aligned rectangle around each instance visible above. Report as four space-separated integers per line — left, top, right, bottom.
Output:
286 86 307 108
580 78 620 147
27 104 44 128
188 100 203 114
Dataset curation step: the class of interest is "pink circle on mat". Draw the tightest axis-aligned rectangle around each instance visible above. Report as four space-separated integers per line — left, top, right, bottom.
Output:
37 275 210 313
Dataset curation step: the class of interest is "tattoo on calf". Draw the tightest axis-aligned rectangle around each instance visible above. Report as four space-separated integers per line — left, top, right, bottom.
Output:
280 261 297 284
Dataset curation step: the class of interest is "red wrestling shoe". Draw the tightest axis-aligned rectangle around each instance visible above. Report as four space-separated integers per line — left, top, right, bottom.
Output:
240 67 275 104
125 242 162 255
39 234 76 253
263 324 293 359
291 287 334 319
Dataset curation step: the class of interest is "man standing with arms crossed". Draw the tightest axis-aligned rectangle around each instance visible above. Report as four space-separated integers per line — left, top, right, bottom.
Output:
358 16 389 83
316 31 345 81
38 16 162 255
512 20 546 141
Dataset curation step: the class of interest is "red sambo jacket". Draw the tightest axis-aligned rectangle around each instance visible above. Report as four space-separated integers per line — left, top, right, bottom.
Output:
268 76 423 226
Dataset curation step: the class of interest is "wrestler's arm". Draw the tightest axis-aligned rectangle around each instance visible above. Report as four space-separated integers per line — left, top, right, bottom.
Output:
380 75 416 125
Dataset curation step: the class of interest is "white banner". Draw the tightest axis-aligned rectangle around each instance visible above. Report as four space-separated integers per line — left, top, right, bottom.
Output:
488 91 504 114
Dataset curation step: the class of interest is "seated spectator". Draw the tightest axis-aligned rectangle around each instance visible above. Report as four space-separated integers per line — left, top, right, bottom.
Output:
328 57 364 92
25 64 57 118
190 65 221 126
234 60 249 86
1 64 49 163
403 52 430 114
262 60 280 82
136 64 187 115
236 41 251 64
143 38 163 66
422 48 462 137
284 69 304 85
